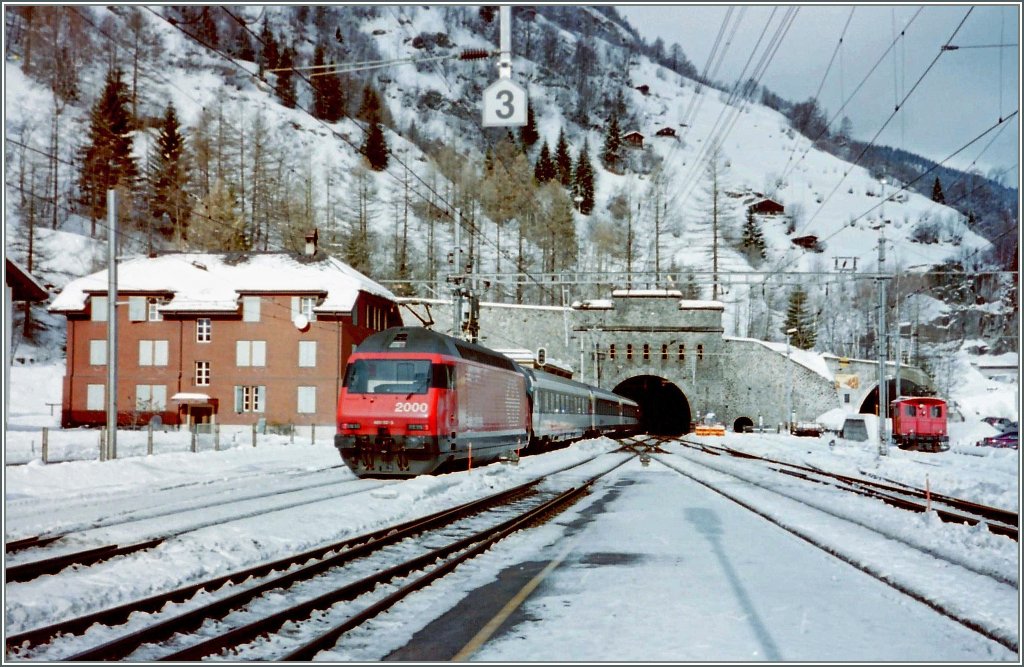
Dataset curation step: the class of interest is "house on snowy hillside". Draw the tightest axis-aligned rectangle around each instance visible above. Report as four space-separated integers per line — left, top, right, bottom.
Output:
6 259 49 428
623 130 645 148
747 197 785 216
49 234 401 431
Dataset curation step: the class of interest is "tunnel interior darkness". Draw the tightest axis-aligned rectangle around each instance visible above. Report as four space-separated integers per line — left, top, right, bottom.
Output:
859 378 926 417
614 375 691 435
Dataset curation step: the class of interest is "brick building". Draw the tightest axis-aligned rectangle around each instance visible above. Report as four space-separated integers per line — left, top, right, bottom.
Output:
50 243 400 430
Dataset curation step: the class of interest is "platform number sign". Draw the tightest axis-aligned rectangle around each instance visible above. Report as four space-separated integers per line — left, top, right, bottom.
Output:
482 78 527 127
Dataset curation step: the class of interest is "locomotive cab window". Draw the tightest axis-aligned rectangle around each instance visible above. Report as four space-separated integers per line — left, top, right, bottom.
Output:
905 405 917 416
344 359 440 394
931 406 942 418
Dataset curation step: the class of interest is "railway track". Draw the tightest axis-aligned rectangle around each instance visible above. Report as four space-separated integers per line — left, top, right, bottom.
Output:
647 440 1018 653
6 454 627 661
670 436 1018 541
4 478 397 583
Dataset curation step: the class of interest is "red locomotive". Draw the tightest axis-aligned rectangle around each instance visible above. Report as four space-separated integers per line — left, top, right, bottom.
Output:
335 327 640 477
889 396 949 452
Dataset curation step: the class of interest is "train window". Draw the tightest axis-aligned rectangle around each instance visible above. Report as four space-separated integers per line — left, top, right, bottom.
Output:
661 343 668 361
627 344 633 360
905 405 916 417
609 344 616 360
697 344 704 361
643 343 650 360
678 344 685 362
931 406 942 418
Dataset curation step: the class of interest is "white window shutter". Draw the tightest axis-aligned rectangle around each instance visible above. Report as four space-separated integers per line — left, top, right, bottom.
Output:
155 340 169 366
128 296 146 321
139 340 153 366
253 341 266 366
236 340 250 366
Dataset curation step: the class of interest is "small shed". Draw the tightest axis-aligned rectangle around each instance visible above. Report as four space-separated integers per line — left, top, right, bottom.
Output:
623 130 645 148
635 84 650 96
655 127 676 137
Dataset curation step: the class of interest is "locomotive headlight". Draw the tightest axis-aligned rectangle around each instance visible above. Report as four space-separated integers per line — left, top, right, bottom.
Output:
342 422 361 429
407 424 428 431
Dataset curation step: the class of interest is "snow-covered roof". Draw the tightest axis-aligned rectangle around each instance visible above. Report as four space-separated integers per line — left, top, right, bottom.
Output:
49 252 395 315
5 258 49 301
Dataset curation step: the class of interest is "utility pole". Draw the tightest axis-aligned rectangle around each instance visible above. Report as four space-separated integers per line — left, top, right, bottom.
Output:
106 189 118 461
876 233 889 457
786 327 797 432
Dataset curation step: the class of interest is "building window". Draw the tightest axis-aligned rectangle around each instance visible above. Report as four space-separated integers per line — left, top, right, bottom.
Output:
139 340 169 366
128 296 146 321
643 343 650 361
195 361 210 386
678 344 685 362
148 298 164 321
661 344 668 361
242 296 261 322
843 393 851 404
196 318 211 343
609 344 616 360
234 385 266 413
626 344 633 361
91 296 108 322
135 385 167 411
89 340 107 366
292 296 317 323
298 341 317 367
697 344 704 361
236 340 267 367
297 386 316 413
87 384 105 410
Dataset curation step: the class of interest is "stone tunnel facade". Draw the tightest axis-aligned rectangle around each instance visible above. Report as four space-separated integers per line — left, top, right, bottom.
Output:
399 291 934 433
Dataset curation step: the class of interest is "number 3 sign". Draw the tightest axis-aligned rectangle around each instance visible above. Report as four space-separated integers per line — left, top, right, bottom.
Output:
482 78 527 127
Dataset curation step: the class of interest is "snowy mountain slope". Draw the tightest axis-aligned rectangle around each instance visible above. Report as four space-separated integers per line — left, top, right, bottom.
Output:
2 5 1002 355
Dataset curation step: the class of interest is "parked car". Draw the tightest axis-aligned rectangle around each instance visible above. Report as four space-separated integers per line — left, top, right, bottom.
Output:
977 430 1019 449
982 417 1016 432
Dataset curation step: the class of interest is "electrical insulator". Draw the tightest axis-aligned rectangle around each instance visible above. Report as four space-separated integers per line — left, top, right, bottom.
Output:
459 49 492 61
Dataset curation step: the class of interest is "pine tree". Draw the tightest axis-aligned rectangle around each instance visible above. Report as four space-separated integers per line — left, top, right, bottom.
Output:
361 120 389 171
148 102 191 245
274 46 296 108
740 209 767 262
190 180 248 251
554 128 572 187
534 140 555 183
519 104 539 148
259 22 279 74
356 84 382 123
311 42 344 121
601 110 622 173
783 287 817 349
195 7 220 49
572 140 596 215
931 176 945 204
79 67 137 232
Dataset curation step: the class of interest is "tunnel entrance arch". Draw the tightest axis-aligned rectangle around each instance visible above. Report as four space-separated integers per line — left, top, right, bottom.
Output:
859 378 929 417
733 417 753 433
613 375 691 435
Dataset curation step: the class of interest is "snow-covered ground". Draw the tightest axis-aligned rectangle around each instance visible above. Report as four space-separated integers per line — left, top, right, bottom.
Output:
3 361 1019 661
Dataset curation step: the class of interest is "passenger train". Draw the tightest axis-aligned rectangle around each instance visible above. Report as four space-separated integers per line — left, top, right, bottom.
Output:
334 327 641 477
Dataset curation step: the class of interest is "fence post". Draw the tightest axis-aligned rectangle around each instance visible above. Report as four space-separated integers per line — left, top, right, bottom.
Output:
215 424 220 451
290 425 294 445
311 424 316 445
147 424 154 456
42 427 48 464
252 422 257 447
99 428 106 462
191 425 198 453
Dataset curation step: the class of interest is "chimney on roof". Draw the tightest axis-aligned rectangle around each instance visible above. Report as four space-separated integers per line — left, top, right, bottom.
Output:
305 229 319 256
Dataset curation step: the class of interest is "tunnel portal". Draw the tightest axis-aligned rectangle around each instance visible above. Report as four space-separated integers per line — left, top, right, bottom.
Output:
613 375 692 436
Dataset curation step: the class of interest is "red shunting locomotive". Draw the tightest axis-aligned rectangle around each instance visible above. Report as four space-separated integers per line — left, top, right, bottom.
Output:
890 396 949 452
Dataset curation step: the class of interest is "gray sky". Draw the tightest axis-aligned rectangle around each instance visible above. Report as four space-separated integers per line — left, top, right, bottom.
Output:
615 4 1020 186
